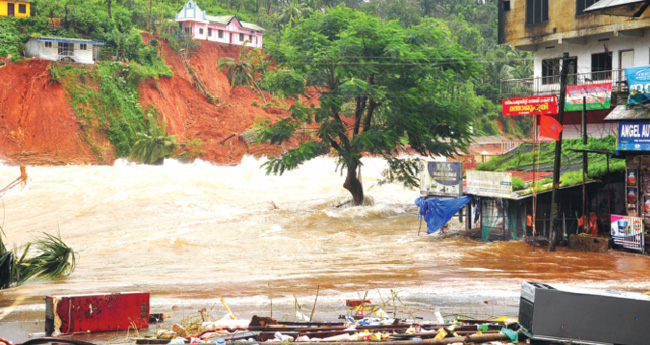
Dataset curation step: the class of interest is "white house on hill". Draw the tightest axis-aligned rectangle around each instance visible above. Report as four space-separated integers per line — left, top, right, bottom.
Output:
175 0 264 48
24 36 104 64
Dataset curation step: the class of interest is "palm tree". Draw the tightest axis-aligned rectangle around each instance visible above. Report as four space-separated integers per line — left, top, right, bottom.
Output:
217 43 267 103
1 232 77 290
129 113 179 165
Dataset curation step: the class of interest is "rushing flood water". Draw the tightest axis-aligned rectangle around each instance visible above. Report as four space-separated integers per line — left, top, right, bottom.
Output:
0 156 649 340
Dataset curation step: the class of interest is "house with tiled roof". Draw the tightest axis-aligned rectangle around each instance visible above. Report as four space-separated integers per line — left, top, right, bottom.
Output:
175 0 264 48
0 0 30 17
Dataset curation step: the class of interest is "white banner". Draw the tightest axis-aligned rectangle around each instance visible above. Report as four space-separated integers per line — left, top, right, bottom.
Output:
466 170 513 198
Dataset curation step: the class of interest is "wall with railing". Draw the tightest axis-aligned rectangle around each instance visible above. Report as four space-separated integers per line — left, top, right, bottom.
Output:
501 69 628 98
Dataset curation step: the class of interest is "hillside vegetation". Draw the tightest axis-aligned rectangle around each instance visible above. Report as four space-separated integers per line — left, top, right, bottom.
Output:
0 0 532 164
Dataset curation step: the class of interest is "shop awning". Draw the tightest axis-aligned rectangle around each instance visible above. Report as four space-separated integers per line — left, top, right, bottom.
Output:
584 0 650 17
603 105 650 121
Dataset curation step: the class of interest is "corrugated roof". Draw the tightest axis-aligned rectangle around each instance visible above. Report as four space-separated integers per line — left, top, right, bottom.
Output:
585 0 650 17
603 105 650 121
204 14 265 32
34 36 105 46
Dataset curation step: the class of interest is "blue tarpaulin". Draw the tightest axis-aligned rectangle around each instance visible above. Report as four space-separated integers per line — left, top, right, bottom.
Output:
415 196 473 234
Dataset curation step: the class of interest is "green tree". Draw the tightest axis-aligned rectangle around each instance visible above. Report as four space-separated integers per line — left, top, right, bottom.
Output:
129 113 180 165
260 8 480 205
217 43 267 102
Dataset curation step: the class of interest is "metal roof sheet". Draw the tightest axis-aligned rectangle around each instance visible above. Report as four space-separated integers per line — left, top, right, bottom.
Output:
603 105 650 121
34 37 105 46
585 0 650 17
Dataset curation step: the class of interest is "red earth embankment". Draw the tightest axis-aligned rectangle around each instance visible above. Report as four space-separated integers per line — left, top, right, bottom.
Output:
0 37 290 166
0 59 115 165
138 35 289 164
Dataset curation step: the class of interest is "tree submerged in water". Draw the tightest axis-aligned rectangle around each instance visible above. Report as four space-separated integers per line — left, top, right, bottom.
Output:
259 7 480 205
0 232 78 290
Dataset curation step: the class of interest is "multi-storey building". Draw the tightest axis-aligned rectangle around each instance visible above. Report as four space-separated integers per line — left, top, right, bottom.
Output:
498 0 650 138
175 0 264 48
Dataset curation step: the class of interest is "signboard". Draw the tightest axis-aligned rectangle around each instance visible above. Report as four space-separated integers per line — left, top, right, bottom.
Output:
617 122 650 151
611 215 644 252
626 65 650 105
502 95 558 116
419 161 463 197
466 170 513 198
564 82 612 111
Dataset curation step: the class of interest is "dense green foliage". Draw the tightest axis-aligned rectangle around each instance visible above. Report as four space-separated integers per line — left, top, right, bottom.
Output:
259 7 482 203
1 232 77 289
51 60 173 159
130 113 180 164
0 0 533 161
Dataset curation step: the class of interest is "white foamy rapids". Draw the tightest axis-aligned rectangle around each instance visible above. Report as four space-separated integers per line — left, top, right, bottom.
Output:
1 156 650 328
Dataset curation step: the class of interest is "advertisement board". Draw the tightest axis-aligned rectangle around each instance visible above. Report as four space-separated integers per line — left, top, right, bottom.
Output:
625 65 650 105
564 82 612 111
502 95 558 116
419 161 463 197
617 122 650 151
611 215 644 252
466 170 513 199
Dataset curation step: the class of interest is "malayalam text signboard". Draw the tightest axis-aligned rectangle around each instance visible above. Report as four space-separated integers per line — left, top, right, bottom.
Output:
611 215 644 252
419 161 463 197
466 170 513 199
565 82 612 111
617 121 650 151
626 65 650 105
502 95 558 116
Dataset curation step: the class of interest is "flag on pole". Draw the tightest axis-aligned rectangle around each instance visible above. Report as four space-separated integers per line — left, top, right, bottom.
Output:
539 115 563 141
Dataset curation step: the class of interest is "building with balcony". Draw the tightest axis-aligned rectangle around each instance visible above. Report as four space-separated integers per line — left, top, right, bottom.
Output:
498 0 650 138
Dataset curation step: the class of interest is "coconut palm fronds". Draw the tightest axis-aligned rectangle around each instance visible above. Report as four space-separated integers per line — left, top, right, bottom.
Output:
15 233 77 284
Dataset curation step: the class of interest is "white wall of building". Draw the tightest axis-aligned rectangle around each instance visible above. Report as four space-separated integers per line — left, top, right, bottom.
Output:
25 39 96 64
533 29 650 80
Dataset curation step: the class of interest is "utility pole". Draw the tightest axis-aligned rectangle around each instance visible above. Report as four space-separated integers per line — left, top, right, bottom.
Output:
549 52 570 252
581 95 588 233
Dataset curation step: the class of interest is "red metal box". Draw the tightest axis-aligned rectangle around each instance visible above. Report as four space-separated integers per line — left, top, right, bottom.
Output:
45 292 149 335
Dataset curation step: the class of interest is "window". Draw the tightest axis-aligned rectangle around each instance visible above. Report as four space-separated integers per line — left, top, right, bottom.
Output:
58 42 74 56
239 33 245 41
542 58 560 85
44 41 52 48
79 43 87 50
249 34 252 41
18 4 26 14
526 0 549 25
592 52 612 81
218 30 223 38
576 0 598 15
208 28 212 36
184 27 190 34
199 28 204 35
503 1 511 11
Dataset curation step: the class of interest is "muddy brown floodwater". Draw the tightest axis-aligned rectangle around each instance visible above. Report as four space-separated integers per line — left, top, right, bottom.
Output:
0 156 649 342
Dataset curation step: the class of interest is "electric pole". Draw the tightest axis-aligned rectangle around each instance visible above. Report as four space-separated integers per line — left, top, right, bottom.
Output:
549 52 570 252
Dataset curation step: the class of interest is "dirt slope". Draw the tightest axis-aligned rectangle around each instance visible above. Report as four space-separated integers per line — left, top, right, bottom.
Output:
138 34 287 164
0 37 287 166
0 59 115 165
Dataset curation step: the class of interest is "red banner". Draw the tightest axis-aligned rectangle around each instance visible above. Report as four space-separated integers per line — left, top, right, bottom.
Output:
502 95 558 116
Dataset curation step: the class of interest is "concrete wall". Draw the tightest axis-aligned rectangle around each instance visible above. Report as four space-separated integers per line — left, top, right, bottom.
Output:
499 0 650 50
182 20 263 48
25 39 96 64
0 1 31 17
533 30 650 82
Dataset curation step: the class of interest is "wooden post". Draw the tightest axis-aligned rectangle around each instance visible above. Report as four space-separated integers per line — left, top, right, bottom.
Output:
465 204 471 231
549 52 571 252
